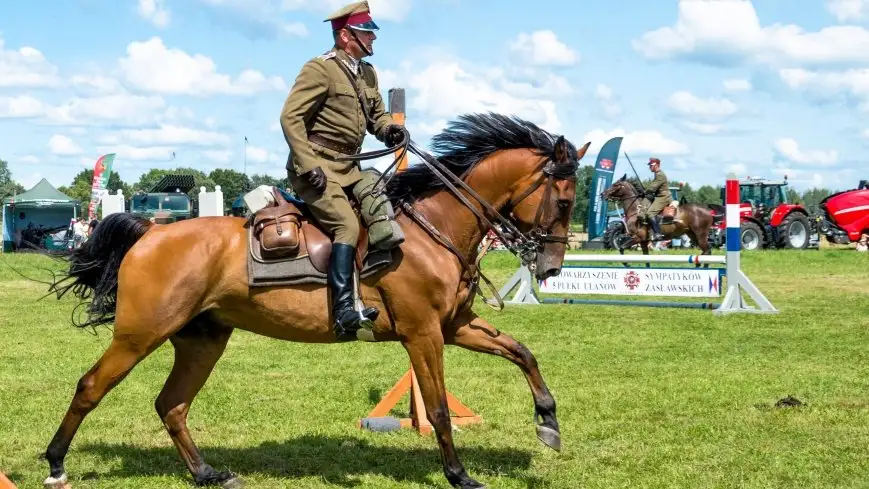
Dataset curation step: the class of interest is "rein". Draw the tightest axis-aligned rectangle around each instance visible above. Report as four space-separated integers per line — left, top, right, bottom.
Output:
337 127 575 310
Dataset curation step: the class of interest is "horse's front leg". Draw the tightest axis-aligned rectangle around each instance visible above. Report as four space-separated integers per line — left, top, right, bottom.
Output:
445 311 560 451
403 328 484 489
640 240 651 268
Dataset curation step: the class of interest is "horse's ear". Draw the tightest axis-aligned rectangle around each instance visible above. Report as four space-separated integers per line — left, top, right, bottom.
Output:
553 135 569 163
619 174 627 182
576 141 591 160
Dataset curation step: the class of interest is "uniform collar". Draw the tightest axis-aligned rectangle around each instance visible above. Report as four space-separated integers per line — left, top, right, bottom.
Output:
335 49 361 75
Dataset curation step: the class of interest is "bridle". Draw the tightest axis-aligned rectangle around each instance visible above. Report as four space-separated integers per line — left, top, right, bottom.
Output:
338 126 577 309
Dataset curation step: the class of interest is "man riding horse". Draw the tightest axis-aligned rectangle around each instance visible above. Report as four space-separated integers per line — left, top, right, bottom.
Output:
643 157 673 241
280 0 407 341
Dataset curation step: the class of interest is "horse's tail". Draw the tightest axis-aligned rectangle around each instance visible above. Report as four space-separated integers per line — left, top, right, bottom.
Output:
50 212 154 329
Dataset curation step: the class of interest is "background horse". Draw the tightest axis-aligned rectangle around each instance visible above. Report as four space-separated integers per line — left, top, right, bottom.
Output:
600 175 718 261
42 113 590 489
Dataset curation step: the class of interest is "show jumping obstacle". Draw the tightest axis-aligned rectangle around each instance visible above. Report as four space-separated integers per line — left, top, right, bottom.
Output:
496 174 778 314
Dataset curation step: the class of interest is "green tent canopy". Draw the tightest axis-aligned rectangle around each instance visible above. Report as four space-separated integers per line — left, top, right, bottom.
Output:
2 178 79 252
3 178 78 208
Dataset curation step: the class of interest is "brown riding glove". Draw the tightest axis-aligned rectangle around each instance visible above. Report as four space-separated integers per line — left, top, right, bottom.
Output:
301 167 327 193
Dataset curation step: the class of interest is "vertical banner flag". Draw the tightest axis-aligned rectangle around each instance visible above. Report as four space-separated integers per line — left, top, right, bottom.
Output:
87 153 116 221
586 137 623 240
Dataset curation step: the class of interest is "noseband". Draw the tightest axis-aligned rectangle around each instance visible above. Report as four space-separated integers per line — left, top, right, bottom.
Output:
338 126 577 308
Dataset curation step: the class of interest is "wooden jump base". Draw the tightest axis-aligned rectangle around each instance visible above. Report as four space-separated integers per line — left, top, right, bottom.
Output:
495 174 778 315
0 472 17 489
360 89 480 434
359 366 482 435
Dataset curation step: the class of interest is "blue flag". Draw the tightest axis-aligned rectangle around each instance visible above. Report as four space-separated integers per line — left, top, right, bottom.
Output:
586 136 623 239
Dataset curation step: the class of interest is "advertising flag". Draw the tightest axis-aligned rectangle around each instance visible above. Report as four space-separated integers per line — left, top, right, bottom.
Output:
586 137 622 240
87 153 115 221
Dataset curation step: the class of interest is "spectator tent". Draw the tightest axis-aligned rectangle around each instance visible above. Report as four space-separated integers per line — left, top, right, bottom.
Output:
2 178 79 252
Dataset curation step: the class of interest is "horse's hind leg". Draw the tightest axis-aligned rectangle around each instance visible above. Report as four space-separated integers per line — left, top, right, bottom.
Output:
154 316 241 489
44 335 165 489
446 312 560 451
689 229 711 268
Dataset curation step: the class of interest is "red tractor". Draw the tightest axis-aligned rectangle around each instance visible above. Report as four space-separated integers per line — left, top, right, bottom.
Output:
709 176 814 250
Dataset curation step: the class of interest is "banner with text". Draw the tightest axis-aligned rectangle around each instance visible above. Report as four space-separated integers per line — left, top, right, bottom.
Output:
87 153 115 221
586 136 622 240
539 266 722 298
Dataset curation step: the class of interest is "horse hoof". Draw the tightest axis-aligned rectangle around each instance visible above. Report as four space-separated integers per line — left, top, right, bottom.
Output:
220 476 245 489
44 473 71 489
458 480 486 489
536 424 561 452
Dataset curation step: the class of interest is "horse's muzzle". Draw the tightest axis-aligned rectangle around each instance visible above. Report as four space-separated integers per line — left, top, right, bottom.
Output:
537 266 561 281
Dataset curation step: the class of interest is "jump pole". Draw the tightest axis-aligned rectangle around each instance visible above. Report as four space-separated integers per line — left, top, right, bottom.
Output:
359 89 482 435
496 174 777 314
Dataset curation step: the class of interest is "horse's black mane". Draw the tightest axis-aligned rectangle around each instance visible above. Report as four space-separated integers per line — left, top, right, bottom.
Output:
385 112 571 202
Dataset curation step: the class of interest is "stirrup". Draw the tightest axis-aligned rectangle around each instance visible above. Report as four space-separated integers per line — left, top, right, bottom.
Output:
352 268 377 342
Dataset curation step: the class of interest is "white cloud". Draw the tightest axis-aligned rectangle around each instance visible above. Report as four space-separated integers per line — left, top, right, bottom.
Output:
246 145 281 164
723 78 752 91
727 163 748 176
773 138 838 166
862 129 869 138
44 92 167 126
0 37 61 88
779 68 869 103
202 150 233 163
595 84 622 119
826 0 867 22
668 91 738 119
367 0 412 22
508 31 579 66
118 37 286 96
681 121 724 135
400 58 563 132
49 135 84 156
95 144 175 161
71 74 124 95
138 0 171 28
0 95 45 118
582 128 690 156
96 124 231 147
634 0 869 68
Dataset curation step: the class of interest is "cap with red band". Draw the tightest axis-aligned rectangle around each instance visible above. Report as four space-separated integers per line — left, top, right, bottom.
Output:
325 1 380 32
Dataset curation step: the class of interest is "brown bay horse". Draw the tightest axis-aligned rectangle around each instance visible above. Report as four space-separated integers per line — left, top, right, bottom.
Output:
42 113 590 489
600 175 718 264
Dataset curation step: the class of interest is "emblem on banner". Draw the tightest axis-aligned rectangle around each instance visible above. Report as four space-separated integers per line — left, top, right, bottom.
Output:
624 270 641 290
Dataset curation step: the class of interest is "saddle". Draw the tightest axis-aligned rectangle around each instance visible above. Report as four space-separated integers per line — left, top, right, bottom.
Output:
247 187 393 287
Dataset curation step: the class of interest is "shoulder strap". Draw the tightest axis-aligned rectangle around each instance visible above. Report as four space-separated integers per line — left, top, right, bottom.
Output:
330 58 376 127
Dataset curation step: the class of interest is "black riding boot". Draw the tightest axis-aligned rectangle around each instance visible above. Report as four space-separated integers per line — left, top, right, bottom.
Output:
328 243 378 341
649 216 665 241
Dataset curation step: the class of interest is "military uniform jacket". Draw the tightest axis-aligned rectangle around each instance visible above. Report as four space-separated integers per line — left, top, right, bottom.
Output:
280 48 394 187
648 170 672 202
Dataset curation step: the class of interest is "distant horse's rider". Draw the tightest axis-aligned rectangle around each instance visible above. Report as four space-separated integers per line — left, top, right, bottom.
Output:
279 0 407 341
643 157 672 240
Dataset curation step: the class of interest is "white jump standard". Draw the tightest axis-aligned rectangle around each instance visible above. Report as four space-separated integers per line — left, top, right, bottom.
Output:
496 174 778 314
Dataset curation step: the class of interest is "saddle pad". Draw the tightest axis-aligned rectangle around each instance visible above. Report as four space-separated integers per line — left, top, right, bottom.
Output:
247 226 397 288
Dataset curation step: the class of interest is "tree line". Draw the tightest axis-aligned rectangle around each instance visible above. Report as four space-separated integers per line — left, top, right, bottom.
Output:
0 158 845 226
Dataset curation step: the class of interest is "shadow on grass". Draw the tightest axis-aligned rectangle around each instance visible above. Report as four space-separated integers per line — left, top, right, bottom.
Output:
78 435 543 487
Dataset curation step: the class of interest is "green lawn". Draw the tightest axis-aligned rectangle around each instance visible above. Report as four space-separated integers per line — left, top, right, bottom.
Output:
0 248 867 489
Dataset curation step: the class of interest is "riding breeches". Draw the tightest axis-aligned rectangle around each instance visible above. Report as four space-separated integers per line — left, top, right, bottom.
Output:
290 174 360 246
645 197 672 219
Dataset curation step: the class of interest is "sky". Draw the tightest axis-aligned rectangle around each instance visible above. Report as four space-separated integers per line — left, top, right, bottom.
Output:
1 0 867 193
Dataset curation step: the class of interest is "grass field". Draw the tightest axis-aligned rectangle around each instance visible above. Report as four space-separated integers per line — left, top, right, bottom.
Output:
1 248 868 489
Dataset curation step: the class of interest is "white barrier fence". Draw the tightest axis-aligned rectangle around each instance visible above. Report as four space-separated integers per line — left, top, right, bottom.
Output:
495 174 778 315
100 189 125 218
198 185 224 217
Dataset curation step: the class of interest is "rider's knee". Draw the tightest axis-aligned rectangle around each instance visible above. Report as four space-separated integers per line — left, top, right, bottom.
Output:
334 218 360 245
